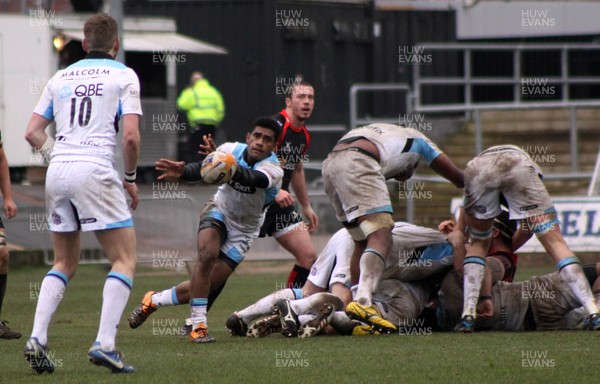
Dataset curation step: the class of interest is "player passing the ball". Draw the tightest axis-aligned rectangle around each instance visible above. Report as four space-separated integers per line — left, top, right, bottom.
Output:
137 117 283 343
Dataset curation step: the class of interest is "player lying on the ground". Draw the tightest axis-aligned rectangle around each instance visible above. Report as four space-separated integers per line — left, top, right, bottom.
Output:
227 221 457 337
234 212 518 338
437 262 600 331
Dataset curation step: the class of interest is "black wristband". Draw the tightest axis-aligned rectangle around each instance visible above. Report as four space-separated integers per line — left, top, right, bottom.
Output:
478 295 492 302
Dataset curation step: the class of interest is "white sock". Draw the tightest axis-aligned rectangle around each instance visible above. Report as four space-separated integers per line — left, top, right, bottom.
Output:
298 314 312 326
558 257 599 315
290 292 339 315
237 289 296 324
95 272 133 351
190 298 208 328
330 311 356 335
593 291 600 308
152 287 179 307
30 270 69 346
355 249 385 306
461 257 486 318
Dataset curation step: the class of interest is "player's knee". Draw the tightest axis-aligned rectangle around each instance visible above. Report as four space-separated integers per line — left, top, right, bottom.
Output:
531 216 560 237
359 213 393 238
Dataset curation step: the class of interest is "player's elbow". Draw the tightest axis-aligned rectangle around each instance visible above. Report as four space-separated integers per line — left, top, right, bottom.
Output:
122 132 140 152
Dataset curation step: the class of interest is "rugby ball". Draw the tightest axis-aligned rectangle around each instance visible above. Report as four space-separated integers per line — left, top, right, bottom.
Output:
200 151 237 184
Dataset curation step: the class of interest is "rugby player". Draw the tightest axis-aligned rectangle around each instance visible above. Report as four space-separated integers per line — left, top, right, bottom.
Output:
262 80 318 289
129 117 283 343
438 263 600 332
456 145 600 332
0 132 19 340
321 123 464 333
24 14 141 373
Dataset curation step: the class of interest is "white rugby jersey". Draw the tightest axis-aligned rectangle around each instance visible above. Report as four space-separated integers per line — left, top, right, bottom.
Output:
307 228 353 289
209 142 283 233
339 124 442 179
383 222 453 282
34 54 142 166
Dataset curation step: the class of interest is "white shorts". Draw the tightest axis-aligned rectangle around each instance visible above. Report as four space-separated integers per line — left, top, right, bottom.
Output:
307 229 352 289
45 161 132 232
463 146 552 220
322 149 392 223
199 197 257 266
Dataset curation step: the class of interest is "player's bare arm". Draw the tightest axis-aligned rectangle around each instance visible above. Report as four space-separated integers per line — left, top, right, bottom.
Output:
429 153 465 188
290 161 318 232
122 114 140 210
25 113 53 159
0 147 17 219
511 218 535 252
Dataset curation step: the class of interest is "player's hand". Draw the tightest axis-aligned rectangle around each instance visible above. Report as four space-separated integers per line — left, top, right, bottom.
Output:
198 134 217 157
438 220 455 234
476 298 493 319
155 158 185 180
303 205 319 233
3 198 17 219
123 181 139 210
275 190 295 208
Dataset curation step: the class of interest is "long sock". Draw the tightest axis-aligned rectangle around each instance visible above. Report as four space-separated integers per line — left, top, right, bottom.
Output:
95 272 133 351
298 314 312 326
290 292 342 315
461 256 486 318
30 271 69 346
330 311 356 335
287 265 310 289
190 298 208 328
558 257 599 315
355 249 386 306
236 289 296 324
152 287 179 307
0 273 6 318
593 291 600 308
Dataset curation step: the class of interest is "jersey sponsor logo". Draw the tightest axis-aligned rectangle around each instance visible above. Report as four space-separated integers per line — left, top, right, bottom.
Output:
79 218 97 224
229 180 256 194
519 204 539 211
474 205 487 214
59 86 72 99
60 68 110 79
333 273 346 279
74 83 104 97
345 206 358 214
310 266 317 276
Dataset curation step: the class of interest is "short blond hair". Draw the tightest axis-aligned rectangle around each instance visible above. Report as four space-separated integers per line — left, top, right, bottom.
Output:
83 13 118 52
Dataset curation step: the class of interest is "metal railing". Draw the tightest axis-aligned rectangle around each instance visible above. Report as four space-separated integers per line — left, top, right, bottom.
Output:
349 83 412 129
413 43 600 171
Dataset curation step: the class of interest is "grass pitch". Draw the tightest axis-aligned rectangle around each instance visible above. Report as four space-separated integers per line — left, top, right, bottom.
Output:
0 263 598 384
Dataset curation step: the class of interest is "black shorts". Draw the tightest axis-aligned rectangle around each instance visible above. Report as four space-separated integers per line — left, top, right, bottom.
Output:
259 204 303 238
